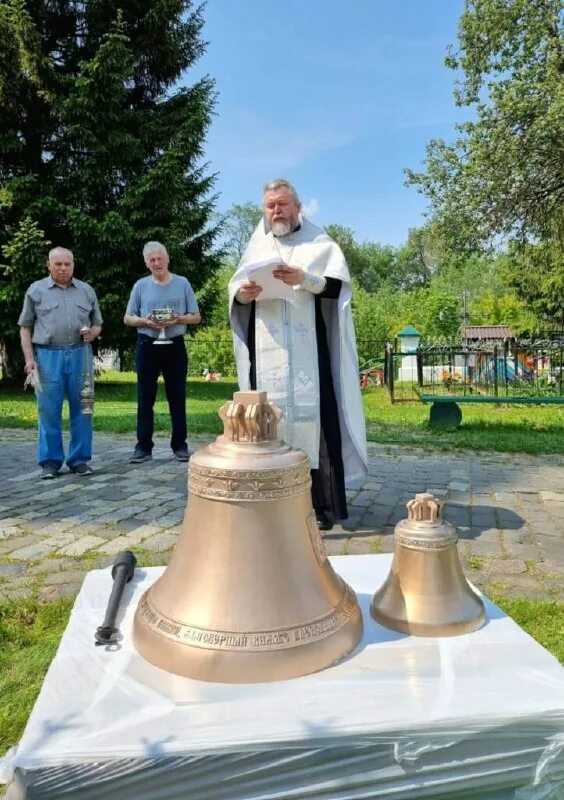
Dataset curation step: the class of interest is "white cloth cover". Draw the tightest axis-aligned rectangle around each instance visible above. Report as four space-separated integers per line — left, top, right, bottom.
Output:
229 218 367 484
2 555 564 800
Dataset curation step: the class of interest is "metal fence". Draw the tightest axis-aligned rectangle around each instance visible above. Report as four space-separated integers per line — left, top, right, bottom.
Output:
187 334 390 383
384 337 564 403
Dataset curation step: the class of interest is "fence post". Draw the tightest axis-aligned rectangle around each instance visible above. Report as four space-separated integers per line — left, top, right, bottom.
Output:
385 342 395 403
416 348 423 387
493 345 499 397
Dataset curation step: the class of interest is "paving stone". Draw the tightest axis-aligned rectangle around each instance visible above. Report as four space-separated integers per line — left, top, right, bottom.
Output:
534 560 564 577
0 526 21 539
42 570 86 586
2 586 34 601
10 541 60 560
39 583 83 601
350 491 375 509
346 536 382 555
487 558 528 577
376 536 396 553
27 558 77 575
92 555 118 570
0 535 40 555
97 534 152 554
486 574 546 599
448 481 470 492
537 541 564 564
322 538 347 556
0 517 28 527
506 543 543 561
468 539 504 557
57 535 107 557
124 524 162 540
141 532 179 552
362 481 383 491
472 527 503 543
540 491 564 503
341 515 363 531
0 563 25 577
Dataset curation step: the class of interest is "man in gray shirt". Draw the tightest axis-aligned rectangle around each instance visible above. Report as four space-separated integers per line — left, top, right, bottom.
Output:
124 241 201 463
18 247 103 479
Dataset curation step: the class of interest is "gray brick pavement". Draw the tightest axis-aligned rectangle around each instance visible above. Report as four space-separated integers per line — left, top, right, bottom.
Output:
0 428 563 601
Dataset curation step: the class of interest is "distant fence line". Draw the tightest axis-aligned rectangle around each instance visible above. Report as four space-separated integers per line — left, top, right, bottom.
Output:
384 338 564 403
96 331 564 392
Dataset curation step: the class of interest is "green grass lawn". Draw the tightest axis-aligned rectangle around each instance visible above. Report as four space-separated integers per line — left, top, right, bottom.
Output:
363 386 564 454
1 374 563 454
1 594 563 758
0 373 237 436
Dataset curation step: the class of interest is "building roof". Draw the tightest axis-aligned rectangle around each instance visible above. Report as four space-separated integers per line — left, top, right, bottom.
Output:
397 325 421 337
461 325 515 340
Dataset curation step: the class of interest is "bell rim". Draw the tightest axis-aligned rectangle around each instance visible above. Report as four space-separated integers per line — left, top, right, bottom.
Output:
134 579 360 654
133 600 363 683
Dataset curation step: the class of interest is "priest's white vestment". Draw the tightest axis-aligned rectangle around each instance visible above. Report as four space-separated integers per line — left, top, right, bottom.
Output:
229 218 367 488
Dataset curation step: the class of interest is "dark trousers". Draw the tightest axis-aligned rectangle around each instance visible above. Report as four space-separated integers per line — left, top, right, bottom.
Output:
135 335 188 453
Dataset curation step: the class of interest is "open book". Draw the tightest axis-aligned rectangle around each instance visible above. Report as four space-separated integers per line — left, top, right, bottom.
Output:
244 256 295 301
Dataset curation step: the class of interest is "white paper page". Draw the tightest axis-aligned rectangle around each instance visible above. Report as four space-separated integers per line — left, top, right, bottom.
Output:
245 257 295 301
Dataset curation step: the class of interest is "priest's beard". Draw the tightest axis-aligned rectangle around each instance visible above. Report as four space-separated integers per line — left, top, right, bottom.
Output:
271 220 293 237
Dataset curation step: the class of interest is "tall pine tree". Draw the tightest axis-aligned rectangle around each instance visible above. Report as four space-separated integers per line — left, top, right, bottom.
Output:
0 0 220 377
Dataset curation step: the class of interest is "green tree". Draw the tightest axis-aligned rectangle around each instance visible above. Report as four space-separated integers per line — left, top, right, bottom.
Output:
406 0 564 321
0 1 220 379
325 224 395 292
393 227 436 290
469 288 539 333
221 202 262 263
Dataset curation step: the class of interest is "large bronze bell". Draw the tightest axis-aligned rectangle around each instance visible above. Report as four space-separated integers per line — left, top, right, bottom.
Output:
371 493 486 636
133 390 363 682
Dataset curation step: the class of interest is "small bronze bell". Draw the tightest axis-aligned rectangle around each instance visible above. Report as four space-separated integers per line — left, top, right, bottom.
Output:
371 493 486 636
133 391 363 682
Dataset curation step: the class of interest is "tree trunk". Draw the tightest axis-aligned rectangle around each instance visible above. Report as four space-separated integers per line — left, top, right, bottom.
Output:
0 337 24 384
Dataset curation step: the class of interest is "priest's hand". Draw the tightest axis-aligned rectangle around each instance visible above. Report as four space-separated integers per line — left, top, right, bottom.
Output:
272 265 304 286
238 281 262 302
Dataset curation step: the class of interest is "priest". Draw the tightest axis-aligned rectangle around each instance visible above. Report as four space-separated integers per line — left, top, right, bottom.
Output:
229 179 367 530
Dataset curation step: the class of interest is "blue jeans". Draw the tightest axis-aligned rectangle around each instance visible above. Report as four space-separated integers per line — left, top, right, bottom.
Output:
35 345 93 468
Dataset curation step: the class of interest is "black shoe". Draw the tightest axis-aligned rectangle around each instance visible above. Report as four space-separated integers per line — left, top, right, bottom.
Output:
316 511 334 531
129 447 152 464
40 463 60 480
173 447 191 462
69 463 94 476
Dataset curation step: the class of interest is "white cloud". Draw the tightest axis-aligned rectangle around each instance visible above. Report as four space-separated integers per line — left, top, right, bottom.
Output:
302 198 320 218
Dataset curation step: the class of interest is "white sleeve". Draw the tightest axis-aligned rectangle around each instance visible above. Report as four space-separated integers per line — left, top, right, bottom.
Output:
293 273 327 295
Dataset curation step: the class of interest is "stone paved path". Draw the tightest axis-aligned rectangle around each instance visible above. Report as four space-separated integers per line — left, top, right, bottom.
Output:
0 429 563 602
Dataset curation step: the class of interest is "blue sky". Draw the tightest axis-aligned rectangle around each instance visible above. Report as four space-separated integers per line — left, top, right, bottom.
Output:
190 0 467 247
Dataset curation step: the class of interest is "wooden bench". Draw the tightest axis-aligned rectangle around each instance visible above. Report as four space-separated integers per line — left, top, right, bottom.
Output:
419 394 564 428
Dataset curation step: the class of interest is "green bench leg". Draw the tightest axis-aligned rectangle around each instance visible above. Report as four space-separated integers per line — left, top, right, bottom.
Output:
429 401 462 429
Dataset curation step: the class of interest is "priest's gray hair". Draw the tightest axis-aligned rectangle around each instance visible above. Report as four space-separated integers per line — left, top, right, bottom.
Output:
263 179 301 207
143 241 169 261
48 246 74 263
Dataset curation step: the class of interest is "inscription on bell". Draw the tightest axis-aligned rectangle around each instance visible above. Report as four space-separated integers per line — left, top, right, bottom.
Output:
251 632 291 647
139 589 356 652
